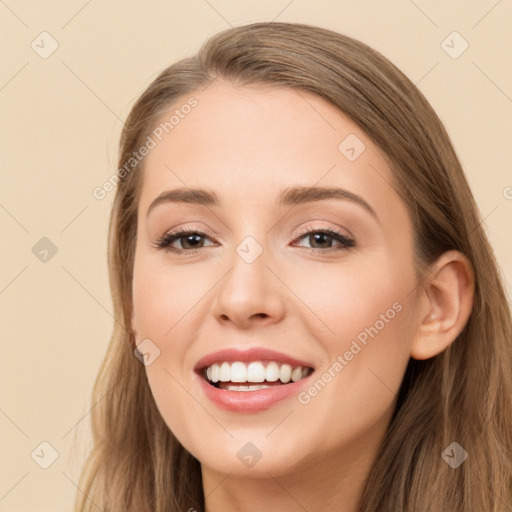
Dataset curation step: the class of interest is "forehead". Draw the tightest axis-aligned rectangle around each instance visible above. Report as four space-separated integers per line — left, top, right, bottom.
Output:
138 81 402 222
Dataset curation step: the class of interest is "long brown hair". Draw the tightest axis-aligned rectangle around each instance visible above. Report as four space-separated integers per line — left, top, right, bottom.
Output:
73 22 512 511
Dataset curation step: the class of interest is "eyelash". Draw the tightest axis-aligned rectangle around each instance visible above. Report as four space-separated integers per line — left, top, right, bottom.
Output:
153 226 355 255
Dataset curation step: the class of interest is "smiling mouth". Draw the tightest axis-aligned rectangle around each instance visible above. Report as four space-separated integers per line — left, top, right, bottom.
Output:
200 360 315 391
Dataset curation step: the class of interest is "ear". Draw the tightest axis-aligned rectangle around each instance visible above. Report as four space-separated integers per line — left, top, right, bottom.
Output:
411 250 475 360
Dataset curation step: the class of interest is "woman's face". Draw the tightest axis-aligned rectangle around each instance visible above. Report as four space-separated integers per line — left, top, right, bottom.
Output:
131 81 422 478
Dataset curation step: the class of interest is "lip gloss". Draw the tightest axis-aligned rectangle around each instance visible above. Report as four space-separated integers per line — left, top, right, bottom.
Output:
195 371 314 414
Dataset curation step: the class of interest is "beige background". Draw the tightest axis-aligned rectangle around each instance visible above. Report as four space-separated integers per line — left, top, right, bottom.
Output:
0 1 511 510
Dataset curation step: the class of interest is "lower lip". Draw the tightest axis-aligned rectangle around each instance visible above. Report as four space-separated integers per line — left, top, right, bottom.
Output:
195 372 314 414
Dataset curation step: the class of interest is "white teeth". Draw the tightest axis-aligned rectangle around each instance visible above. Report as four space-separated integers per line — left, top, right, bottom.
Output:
291 366 303 382
211 364 220 383
230 362 247 382
265 362 280 382
219 362 231 382
225 384 272 391
247 361 266 382
203 360 311 384
279 364 292 383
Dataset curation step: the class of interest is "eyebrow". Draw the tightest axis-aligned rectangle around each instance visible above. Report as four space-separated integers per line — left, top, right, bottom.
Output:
146 186 378 221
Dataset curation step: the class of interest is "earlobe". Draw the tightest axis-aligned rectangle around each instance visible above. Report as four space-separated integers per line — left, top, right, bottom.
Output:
410 250 475 360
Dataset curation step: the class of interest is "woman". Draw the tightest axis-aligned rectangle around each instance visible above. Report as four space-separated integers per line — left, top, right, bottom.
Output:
74 22 512 511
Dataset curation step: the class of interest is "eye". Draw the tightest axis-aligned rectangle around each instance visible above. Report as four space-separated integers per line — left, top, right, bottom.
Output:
153 225 355 255
292 226 355 253
153 227 215 254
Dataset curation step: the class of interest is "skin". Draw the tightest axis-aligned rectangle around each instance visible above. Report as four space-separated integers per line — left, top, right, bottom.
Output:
130 81 474 512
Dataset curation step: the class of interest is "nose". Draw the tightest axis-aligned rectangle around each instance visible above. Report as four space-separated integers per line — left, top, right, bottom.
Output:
212 245 286 329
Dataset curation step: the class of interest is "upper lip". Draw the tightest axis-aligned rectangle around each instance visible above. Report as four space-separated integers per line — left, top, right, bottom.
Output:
194 347 316 372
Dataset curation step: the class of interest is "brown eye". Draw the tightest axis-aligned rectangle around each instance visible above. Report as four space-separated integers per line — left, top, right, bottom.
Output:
155 228 215 253
293 228 355 253
307 232 335 249
176 233 205 250
153 226 355 255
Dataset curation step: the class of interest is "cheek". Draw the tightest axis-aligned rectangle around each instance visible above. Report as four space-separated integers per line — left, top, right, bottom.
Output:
131 256 202 342
290 258 410 347
144 364 209 462
292 260 414 413
303 273 413 411
132 259 205 445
